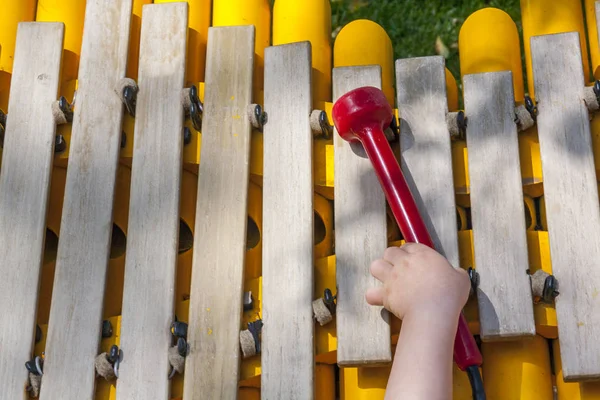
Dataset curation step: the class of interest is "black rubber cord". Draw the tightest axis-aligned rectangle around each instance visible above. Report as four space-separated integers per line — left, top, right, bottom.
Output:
466 365 486 400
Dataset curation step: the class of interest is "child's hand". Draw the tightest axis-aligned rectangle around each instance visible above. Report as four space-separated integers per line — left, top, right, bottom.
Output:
365 243 470 321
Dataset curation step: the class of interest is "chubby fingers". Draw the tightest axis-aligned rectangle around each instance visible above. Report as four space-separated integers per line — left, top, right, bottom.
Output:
365 286 384 306
383 246 406 264
370 258 393 282
399 242 428 254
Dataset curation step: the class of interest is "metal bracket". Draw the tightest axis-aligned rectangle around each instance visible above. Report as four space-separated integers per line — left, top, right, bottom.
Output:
188 85 203 131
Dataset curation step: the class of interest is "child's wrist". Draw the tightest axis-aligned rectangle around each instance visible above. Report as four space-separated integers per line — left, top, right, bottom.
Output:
402 304 462 332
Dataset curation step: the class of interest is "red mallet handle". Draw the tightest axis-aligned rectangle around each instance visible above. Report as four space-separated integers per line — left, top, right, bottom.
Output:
332 86 483 371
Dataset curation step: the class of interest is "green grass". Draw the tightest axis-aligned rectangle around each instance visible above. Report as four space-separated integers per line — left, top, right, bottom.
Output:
330 0 522 82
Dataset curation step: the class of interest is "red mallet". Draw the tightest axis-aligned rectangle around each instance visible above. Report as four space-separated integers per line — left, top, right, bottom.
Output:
333 86 485 399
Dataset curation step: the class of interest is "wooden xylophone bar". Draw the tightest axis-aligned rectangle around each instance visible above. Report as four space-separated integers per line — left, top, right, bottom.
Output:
1 1 600 399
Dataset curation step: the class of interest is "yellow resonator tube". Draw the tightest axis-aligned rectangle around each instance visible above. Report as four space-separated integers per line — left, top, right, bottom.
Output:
334 19 394 106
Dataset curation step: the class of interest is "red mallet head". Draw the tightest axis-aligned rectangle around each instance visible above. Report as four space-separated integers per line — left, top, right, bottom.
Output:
332 86 393 143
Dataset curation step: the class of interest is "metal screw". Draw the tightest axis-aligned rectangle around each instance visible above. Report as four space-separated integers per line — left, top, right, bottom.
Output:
189 85 203 131
171 320 188 339
253 104 267 130
54 135 67 154
457 111 467 137
318 111 332 139
323 288 336 314
176 337 188 357
525 95 538 121
247 319 263 355
35 325 42 344
123 85 137 117
107 345 120 364
101 320 113 338
243 291 253 311
58 96 73 123
468 267 479 292
183 127 192 145
542 275 559 303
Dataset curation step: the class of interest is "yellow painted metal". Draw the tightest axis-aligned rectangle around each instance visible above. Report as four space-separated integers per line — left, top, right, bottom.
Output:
242 277 262 328
482 335 553 400
127 0 152 80
34 324 48 358
585 4 600 199
182 82 204 166
527 231 558 338
387 208 401 243
313 101 335 200
37 167 67 325
590 115 600 181
445 68 459 112
0 0 37 74
453 364 476 400
103 165 131 319
524 195 536 230
246 182 263 279
458 230 474 270
458 230 480 335
239 387 261 400
448 55 469 206
95 316 122 400
176 170 198 302
273 0 332 103
456 206 467 231
156 0 211 85
459 7 524 103
521 0 590 98
315 255 337 364
340 366 390 400
452 140 470 207
519 127 543 198
250 128 264 181
585 0 600 80
314 193 333 259
554 340 600 399
51 79 77 168
333 19 395 106
213 0 271 103
316 364 336 400
0 0 36 109
539 195 547 231
36 0 85 83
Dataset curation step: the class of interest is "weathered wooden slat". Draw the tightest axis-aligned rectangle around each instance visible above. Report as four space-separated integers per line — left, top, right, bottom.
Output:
333 66 392 366
183 26 255 399
463 71 535 340
396 56 460 268
40 2 132 399
262 42 314 399
532 32 600 381
115 4 187 400
0 22 63 400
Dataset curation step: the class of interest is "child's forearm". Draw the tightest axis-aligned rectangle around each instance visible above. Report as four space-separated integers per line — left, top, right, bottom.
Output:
385 309 459 400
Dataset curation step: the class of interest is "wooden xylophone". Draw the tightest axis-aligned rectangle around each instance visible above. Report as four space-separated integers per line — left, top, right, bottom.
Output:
1 0 600 399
